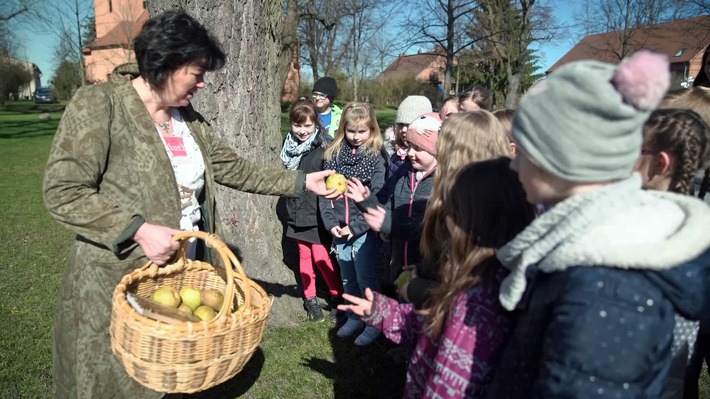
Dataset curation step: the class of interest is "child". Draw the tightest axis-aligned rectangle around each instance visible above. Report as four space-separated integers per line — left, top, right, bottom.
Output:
347 113 442 294
636 108 710 399
492 108 516 156
438 96 459 121
388 95 432 179
458 85 492 111
281 97 343 322
339 158 535 398
487 51 710 398
319 102 387 346
408 111 512 309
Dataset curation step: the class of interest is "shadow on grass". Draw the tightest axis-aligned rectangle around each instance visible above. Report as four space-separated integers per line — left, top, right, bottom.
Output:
186 348 265 398
0 119 59 139
303 325 407 399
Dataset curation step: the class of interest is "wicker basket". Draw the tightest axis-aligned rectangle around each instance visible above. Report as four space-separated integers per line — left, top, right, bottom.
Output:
110 231 272 394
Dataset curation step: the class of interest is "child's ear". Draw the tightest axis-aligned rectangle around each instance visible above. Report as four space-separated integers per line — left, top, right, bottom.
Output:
510 142 517 156
656 151 674 176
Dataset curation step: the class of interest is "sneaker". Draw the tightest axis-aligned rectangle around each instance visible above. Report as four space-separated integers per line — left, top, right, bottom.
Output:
354 325 380 346
304 297 325 322
336 318 364 338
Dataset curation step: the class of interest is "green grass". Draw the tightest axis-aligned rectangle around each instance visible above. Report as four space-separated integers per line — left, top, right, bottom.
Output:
2 100 709 398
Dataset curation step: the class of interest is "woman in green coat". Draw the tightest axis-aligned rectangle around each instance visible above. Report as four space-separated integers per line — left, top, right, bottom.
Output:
43 11 335 399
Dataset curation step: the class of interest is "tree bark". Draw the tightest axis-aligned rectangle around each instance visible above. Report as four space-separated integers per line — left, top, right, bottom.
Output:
149 0 304 326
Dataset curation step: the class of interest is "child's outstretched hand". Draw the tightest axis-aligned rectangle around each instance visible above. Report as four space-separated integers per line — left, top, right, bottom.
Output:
363 205 387 232
338 288 375 317
345 177 370 203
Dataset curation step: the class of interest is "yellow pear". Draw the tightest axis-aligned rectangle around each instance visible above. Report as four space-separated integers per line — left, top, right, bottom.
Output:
325 173 347 193
179 286 202 310
202 289 225 312
395 270 413 291
178 303 193 314
193 305 217 321
150 286 181 308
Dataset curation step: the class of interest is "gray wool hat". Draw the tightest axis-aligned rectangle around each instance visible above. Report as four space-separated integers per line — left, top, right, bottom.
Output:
513 50 670 182
396 95 433 124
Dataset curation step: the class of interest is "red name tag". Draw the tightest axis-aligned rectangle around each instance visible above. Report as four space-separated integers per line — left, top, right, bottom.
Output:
164 136 187 157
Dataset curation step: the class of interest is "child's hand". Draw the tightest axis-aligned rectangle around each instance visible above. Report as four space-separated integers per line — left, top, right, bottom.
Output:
340 226 353 240
345 178 371 203
338 288 375 317
363 206 387 232
331 226 343 238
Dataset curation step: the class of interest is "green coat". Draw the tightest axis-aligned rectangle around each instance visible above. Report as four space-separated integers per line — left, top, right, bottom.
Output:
43 70 305 399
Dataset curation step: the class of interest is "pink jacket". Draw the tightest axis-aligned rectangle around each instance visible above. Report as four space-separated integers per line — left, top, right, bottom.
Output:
363 270 512 398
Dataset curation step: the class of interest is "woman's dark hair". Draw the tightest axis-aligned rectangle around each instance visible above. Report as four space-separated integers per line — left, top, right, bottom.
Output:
423 157 534 338
133 11 226 90
693 45 709 88
458 85 492 110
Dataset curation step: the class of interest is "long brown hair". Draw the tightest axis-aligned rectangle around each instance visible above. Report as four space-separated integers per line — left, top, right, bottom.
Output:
420 111 512 265
423 158 534 338
324 102 383 160
642 109 710 195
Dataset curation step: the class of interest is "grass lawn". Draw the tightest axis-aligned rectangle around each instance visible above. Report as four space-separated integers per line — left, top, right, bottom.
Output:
2 101 708 398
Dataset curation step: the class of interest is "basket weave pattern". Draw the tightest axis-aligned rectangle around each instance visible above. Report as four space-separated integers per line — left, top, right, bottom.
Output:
110 232 271 393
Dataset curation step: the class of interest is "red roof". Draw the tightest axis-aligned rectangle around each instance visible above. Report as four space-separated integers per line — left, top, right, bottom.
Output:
381 50 447 78
86 10 149 50
548 15 710 73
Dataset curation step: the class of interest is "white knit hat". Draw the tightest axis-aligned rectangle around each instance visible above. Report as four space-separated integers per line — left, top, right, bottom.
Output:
396 96 433 124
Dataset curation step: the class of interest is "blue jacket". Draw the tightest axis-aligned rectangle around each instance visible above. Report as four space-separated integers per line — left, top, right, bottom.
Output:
488 251 710 398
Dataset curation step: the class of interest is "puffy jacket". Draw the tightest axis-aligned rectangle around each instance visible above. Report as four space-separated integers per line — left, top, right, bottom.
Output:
285 132 332 228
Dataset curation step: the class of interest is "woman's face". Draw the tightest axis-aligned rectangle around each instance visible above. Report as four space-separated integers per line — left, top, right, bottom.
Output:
162 63 206 107
291 117 316 142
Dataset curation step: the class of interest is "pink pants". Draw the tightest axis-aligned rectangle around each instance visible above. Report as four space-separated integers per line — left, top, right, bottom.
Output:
298 240 342 298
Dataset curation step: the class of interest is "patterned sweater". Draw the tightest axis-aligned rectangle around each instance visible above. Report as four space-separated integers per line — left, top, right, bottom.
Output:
363 269 512 398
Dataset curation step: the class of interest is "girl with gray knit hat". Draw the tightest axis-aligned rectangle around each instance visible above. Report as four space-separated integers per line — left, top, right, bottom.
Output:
487 51 710 398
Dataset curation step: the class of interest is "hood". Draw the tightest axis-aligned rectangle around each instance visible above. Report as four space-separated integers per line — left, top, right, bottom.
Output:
643 249 710 320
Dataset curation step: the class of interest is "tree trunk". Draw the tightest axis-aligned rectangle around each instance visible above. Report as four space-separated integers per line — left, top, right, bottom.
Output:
149 0 304 326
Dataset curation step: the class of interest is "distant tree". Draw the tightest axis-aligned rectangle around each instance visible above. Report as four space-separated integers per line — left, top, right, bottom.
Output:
82 15 95 46
0 57 32 106
51 60 81 100
576 0 694 60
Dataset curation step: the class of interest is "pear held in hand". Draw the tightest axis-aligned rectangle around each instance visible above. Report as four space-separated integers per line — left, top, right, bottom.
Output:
325 173 347 194
179 286 202 310
150 286 181 308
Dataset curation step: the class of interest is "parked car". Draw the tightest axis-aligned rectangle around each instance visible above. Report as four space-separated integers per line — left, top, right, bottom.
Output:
34 87 57 104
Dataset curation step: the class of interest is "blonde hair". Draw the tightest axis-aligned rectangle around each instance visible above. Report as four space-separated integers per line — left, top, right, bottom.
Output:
492 108 515 143
661 87 710 127
420 111 512 264
324 102 383 160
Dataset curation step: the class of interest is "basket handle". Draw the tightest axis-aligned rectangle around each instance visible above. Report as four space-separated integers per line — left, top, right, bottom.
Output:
171 231 252 318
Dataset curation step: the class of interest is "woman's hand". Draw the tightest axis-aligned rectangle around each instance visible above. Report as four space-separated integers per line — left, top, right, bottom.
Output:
345 177 371 203
305 170 340 199
338 288 375 317
363 205 387 232
133 223 182 265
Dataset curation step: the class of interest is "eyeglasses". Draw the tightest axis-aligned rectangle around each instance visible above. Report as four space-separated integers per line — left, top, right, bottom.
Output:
312 92 328 100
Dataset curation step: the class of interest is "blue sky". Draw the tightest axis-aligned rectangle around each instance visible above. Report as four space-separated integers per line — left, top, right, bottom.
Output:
16 0 581 86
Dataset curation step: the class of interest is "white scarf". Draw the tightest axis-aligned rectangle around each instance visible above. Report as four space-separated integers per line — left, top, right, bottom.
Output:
497 173 710 311
280 129 319 170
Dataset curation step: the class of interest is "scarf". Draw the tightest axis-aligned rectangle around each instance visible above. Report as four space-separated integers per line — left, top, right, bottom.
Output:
497 173 710 311
323 141 379 184
280 129 319 170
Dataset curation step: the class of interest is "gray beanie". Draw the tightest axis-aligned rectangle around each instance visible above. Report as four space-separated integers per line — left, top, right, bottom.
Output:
396 95 433 124
513 50 670 182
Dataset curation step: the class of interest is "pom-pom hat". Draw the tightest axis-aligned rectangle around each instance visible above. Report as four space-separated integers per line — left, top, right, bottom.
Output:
396 96 433 124
512 50 670 182
406 112 442 155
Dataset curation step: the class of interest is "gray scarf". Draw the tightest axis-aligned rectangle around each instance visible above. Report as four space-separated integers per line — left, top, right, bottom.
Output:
280 129 319 170
497 173 710 311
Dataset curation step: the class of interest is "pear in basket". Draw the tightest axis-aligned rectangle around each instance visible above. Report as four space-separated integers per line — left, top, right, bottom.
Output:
150 286 181 308
179 286 202 310
178 303 193 314
202 289 224 311
194 305 216 321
